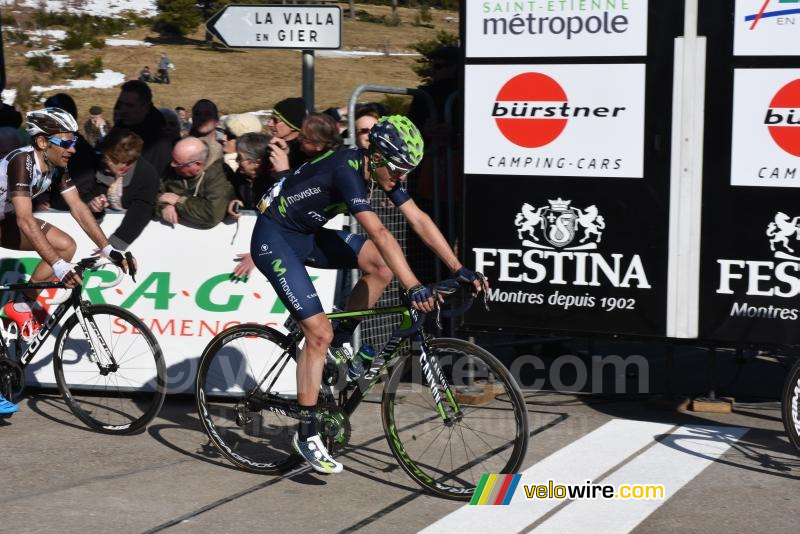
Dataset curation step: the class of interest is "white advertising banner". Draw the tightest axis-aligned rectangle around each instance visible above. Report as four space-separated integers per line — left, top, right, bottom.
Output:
730 69 800 187
0 213 341 393
466 0 648 58
463 63 646 178
734 0 800 56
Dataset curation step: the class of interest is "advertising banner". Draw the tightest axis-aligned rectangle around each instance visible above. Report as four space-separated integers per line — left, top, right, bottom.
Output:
699 0 800 345
464 178 667 336
734 0 800 56
463 63 646 178
0 213 339 392
466 0 649 58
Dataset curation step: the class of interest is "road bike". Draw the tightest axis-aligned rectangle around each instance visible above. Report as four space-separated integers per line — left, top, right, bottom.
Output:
195 280 529 500
781 357 800 452
0 257 166 434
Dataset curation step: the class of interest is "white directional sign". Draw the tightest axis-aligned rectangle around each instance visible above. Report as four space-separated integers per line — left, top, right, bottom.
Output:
206 4 341 49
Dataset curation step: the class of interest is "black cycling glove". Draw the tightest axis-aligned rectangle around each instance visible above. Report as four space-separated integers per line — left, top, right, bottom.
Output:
407 284 432 306
106 248 138 282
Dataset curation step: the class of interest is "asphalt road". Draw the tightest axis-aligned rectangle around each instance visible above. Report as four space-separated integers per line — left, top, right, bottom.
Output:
0 388 797 533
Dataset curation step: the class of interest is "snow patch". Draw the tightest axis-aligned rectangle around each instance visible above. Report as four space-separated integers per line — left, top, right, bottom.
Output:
0 0 156 17
25 48 71 67
2 89 17 106
105 38 152 47
32 69 126 93
316 50 419 59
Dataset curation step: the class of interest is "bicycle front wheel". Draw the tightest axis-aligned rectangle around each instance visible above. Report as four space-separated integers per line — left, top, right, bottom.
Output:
196 324 301 474
54 305 166 434
382 338 529 500
781 358 800 452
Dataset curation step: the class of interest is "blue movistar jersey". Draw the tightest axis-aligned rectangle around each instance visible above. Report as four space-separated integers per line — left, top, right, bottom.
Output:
260 147 410 234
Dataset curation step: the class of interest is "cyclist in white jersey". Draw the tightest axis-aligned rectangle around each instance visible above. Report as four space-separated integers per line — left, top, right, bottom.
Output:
0 109 136 338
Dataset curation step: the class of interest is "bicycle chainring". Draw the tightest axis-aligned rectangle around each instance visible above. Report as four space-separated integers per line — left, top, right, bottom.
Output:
0 358 25 401
317 404 351 450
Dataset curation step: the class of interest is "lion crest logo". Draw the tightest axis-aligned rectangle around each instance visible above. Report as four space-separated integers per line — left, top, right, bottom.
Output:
767 212 800 260
514 198 605 250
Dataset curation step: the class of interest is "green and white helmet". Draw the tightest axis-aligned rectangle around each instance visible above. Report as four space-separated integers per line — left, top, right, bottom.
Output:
25 107 78 137
368 115 424 172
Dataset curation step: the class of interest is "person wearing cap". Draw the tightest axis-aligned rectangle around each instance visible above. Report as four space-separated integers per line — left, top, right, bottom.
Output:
221 113 262 172
83 105 107 147
268 97 308 174
189 98 222 169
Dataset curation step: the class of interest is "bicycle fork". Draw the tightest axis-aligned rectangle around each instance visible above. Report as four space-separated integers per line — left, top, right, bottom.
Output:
74 304 118 374
417 333 462 424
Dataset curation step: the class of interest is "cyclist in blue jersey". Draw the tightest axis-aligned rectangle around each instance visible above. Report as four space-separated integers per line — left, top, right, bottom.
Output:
250 113 486 473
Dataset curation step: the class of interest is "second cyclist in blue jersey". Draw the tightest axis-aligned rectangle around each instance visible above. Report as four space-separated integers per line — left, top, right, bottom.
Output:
250 113 485 474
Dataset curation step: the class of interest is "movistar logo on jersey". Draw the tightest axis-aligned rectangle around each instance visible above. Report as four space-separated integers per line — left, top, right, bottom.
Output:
348 159 360 171
285 187 322 206
278 196 288 217
272 259 287 276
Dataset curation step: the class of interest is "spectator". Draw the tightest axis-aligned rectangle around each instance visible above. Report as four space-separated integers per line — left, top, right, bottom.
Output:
175 106 191 137
84 128 160 250
0 103 22 129
226 132 272 220
221 113 262 172
189 99 222 168
296 112 340 159
37 93 95 212
157 137 232 229
268 97 308 172
113 80 176 177
353 104 383 150
158 52 171 84
138 65 153 83
0 126 21 157
159 107 181 141
83 105 108 147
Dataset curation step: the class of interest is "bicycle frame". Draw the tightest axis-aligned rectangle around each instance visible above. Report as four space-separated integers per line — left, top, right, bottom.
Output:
0 283 113 374
246 303 463 425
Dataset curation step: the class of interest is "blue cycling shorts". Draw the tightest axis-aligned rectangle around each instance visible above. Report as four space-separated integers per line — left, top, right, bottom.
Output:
251 215 367 320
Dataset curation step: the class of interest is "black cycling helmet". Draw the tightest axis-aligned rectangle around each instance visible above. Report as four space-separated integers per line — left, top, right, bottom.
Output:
368 115 424 172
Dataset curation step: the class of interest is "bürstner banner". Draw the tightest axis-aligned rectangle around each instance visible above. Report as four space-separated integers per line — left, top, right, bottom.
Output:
464 64 646 178
466 0 648 57
734 0 800 56
0 213 339 393
731 69 800 187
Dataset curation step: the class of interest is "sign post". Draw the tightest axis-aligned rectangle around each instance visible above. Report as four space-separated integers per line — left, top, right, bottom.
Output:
205 4 342 109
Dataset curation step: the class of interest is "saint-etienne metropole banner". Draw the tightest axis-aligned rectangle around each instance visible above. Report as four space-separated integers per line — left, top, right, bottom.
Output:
697 0 800 346
461 0 683 337
0 213 340 392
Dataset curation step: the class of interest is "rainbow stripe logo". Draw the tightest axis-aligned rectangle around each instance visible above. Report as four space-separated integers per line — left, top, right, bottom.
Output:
469 474 522 505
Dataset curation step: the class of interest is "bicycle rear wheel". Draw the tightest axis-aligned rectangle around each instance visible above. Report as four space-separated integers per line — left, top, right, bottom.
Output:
196 324 301 474
382 338 529 500
54 304 166 434
781 358 800 452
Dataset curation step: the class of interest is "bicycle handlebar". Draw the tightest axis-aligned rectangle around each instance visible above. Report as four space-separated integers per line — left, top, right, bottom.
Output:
44 257 125 305
391 274 489 337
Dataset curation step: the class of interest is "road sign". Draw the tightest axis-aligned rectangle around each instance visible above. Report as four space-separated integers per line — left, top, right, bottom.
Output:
206 4 341 49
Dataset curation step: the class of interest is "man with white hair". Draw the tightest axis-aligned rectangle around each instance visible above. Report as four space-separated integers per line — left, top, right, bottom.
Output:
156 137 232 229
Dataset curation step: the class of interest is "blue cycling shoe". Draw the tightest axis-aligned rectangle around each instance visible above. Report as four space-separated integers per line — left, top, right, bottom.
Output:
0 393 19 415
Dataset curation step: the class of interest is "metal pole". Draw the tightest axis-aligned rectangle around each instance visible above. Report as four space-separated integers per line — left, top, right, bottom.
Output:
302 50 315 111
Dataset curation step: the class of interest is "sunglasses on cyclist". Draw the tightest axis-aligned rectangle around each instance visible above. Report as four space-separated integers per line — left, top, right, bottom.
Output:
48 137 78 149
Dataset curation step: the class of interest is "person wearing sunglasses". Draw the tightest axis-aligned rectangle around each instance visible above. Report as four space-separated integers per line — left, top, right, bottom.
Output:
246 113 486 474
0 108 137 389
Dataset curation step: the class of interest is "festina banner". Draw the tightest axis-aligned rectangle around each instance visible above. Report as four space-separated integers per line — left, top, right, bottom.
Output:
464 178 668 336
0 213 340 393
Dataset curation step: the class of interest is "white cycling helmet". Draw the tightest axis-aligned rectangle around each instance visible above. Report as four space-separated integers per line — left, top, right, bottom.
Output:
25 107 79 137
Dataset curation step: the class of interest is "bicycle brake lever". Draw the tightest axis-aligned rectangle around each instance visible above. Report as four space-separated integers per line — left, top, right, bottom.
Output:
477 272 491 311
